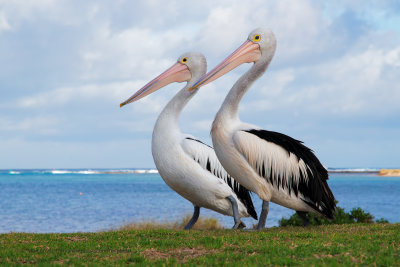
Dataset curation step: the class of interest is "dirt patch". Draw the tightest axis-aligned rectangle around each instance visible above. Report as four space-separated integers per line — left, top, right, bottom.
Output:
53 259 70 265
142 247 216 263
17 258 36 264
65 236 88 242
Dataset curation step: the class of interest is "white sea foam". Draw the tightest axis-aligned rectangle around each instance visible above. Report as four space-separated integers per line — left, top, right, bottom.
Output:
2 168 158 175
328 168 379 173
46 169 160 174
77 170 99 174
51 170 70 174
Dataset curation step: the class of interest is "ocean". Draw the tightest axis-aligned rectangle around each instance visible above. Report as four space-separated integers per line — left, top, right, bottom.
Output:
0 169 399 233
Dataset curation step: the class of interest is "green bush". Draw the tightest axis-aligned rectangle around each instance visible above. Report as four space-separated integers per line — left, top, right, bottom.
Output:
279 204 388 226
375 218 389 224
350 207 374 223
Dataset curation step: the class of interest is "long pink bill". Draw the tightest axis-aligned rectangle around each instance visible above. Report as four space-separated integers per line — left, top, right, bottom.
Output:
189 40 261 91
120 62 191 107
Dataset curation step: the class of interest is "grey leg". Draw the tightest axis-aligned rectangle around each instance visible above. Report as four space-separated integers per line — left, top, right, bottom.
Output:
296 211 310 227
256 200 269 230
227 196 246 229
184 206 200 230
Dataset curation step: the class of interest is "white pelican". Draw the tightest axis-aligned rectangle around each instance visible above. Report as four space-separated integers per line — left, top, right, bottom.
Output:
120 52 257 229
190 29 336 229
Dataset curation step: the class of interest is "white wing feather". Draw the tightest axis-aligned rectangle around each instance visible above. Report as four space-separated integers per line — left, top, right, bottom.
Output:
181 137 240 192
233 131 310 194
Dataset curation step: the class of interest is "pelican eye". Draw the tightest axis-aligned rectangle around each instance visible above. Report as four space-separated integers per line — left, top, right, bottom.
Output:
252 34 261 42
180 57 188 64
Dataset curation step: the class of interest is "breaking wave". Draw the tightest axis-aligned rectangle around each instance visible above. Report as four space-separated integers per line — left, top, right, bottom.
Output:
1 169 159 175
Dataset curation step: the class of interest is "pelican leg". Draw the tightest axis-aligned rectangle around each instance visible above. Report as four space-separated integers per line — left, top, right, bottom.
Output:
227 196 246 229
296 211 310 227
256 200 269 230
184 206 200 230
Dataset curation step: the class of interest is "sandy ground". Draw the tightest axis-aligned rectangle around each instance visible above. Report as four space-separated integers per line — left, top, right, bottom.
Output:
379 169 400 177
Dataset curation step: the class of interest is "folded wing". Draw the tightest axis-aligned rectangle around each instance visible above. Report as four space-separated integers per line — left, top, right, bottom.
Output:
233 129 336 218
181 137 257 219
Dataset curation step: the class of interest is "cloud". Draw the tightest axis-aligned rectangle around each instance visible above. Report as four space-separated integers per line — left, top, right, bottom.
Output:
192 1 400 119
300 45 400 115
0 0 99 28
195 0 328 64
14 79 177 117
0 12 11 32
1 0 400 168
16 84 123 108
0 115 59 135
79 26 189 81
243 43 400 122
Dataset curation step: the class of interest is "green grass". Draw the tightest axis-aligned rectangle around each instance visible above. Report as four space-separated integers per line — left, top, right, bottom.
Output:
1 224 399 266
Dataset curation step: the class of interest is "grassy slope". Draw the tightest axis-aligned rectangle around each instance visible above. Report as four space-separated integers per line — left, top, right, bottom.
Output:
0 224 399 266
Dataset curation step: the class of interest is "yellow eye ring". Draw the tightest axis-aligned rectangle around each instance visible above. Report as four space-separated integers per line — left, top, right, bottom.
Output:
180 57 188 64
252 34 261 42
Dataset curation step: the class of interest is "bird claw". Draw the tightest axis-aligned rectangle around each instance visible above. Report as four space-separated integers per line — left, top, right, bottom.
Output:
232 220 246 229
256 223 265 230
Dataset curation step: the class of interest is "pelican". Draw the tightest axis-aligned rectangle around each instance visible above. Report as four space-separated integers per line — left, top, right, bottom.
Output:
190 29 336 229
120 52 257 229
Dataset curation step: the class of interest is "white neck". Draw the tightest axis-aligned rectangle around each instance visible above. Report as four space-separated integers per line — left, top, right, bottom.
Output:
216 55 273 122
154 79 199 135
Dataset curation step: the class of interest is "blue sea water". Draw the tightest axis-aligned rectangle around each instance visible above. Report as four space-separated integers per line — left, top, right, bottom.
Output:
0 169 399 233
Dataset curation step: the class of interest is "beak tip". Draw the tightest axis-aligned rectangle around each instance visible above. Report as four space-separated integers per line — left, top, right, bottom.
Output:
189 83 200 92
120 103 125 108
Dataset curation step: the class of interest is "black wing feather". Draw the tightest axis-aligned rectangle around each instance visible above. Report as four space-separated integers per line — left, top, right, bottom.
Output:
244 130 336 219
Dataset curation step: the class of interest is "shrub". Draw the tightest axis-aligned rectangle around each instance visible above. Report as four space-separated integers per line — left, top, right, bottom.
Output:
375 218 389 224
350 207 374 223
279 204 387 227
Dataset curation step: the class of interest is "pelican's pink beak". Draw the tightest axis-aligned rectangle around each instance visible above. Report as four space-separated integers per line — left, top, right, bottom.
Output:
189 40 261 91
120 62 191 107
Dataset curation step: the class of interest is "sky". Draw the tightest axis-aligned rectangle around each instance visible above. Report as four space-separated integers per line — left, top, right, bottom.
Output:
0 0 399 169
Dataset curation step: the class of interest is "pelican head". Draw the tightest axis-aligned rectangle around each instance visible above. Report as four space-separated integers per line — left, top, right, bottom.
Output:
189 28 276 91
120 52 207 107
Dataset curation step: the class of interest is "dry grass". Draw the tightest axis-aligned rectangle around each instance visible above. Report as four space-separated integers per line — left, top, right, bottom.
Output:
115 215 224 231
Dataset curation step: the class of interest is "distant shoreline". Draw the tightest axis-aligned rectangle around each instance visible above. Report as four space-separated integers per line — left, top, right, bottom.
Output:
378 169 400 177
2 168 400 176
328 170 379 174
